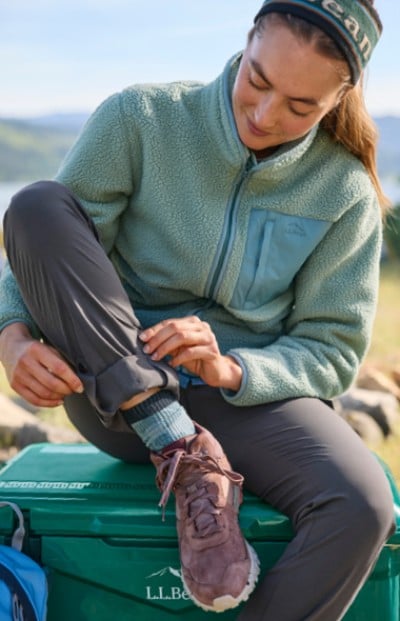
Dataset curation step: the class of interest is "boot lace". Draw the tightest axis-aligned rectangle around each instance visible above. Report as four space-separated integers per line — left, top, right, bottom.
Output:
155 449 243 537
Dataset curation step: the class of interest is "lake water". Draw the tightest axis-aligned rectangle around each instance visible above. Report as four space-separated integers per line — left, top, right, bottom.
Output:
0 177 399 227
0 181 28 224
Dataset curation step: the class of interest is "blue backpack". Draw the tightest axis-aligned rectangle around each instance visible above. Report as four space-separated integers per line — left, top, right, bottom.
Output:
0 501 48 621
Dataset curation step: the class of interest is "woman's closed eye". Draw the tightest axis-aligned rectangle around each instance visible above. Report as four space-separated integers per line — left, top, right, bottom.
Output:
247 74 269 91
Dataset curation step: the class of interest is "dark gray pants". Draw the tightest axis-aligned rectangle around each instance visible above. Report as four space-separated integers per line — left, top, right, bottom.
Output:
3 181 395 621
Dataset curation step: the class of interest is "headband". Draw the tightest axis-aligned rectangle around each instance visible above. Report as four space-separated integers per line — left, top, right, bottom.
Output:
254 0 382 84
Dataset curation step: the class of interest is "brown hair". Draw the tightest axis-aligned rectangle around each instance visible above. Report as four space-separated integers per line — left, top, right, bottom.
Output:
252 12 391 214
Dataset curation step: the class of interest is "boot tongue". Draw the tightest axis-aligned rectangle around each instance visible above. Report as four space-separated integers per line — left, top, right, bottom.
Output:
162 434 197 454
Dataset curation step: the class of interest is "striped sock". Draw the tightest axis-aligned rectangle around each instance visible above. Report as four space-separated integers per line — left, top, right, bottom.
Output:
121 390 196 452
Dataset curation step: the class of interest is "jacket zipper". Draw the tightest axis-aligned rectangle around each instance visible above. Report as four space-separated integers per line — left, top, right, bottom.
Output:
204 156 254 300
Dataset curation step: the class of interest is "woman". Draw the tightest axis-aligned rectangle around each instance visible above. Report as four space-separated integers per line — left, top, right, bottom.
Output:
0 1 395 619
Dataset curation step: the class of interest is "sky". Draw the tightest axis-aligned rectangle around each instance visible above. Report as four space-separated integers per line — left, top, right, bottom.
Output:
1 0 399 119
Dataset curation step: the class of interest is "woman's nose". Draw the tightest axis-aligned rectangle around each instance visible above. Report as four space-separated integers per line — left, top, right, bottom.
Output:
254 94 279 128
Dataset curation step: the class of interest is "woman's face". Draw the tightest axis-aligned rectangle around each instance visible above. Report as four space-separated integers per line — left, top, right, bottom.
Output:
232 20 349 156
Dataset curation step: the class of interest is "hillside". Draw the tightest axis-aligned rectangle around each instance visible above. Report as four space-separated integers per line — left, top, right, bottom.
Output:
0 116 87 182
0 113 399 182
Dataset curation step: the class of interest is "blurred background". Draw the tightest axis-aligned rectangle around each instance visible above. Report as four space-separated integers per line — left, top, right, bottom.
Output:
0 1 399 481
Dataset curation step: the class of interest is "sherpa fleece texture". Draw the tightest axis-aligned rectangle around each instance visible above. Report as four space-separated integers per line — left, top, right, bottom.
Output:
0 54 382 407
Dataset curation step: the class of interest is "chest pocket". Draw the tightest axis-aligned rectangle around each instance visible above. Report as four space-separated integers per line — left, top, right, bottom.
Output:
230 209 331 310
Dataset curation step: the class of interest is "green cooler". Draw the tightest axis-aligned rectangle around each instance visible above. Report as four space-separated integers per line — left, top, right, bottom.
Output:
0 443 399 620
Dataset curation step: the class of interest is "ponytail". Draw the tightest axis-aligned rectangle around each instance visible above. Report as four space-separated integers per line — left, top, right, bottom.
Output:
322 79 391 215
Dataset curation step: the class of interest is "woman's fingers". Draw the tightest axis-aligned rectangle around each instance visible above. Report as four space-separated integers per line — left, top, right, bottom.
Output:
9 340 83 407
140 317 216 361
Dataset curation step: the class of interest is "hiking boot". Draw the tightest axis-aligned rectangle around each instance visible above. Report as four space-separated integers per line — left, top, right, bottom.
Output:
150 423 259 612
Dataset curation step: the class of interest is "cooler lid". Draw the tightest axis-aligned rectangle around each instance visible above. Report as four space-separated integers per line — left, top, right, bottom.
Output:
0 443 294 541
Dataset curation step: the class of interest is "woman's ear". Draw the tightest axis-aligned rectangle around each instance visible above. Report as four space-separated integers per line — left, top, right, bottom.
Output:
334 83 352 108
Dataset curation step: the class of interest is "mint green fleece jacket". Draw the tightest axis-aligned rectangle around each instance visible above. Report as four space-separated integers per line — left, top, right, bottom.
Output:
0 55 382 407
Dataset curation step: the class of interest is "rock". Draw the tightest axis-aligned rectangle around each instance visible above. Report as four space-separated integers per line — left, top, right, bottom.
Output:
16 423 84 449
0 446 18 466
0 394 41 437
392 365 400 388
357 366 400 400
0 393 85 449
12 396 41 414
337 388 400 436
340 410 385 447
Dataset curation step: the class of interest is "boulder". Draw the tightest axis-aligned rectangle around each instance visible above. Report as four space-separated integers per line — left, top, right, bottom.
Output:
0 393 41 429
339 409 385 447
337 388 400 436
392 365 400 388
357 366 400 400
0 393 85 450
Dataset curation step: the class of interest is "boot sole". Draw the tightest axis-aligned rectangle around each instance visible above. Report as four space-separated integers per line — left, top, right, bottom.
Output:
182 541 260 613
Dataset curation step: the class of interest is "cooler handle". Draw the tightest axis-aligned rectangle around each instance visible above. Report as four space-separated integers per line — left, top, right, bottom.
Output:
0 501 25 551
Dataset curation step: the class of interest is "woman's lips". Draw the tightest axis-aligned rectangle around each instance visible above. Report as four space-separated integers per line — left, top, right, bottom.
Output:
247 117 269 137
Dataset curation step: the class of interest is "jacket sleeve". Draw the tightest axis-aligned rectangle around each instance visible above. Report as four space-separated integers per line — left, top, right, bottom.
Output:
222 193 382 406
0 261 40 336
0 92 135 333
55 92 136 253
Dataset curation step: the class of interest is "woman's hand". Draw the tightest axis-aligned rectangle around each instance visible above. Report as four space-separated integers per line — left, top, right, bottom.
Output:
0 322 84 408
140 316 242 392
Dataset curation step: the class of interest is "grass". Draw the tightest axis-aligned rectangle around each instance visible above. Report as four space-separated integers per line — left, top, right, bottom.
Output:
0 260 399 484
366 260 400 487
367 260 400 372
